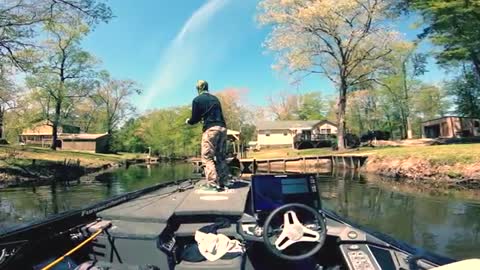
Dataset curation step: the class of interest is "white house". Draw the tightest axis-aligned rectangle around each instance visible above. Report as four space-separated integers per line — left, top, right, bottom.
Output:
256 120 338 149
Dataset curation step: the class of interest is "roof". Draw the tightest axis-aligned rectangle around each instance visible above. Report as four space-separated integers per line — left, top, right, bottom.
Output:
59 133 109 141
421 116 480 123
256 120 337 130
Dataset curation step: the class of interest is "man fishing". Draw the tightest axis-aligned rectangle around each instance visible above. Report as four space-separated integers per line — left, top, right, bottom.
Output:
186 80 229 191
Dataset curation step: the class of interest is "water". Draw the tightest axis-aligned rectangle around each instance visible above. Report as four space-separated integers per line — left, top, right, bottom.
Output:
1 164 479 260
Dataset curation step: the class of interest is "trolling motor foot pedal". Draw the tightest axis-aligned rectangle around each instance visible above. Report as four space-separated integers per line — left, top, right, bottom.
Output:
81 220 112 234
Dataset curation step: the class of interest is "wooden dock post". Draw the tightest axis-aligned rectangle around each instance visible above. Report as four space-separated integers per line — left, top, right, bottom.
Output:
330 156 334 172
342 156 346 169
350 157 355 170
283 159 287 173
267 160 271 173
253 159 257 174
303 157 306 172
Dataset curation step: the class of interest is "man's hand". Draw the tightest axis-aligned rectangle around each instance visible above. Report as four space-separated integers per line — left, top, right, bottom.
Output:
185 118 190 125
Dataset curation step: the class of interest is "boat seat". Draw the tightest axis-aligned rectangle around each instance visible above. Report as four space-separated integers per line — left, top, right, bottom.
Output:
174 223 241 239
175 256 244 270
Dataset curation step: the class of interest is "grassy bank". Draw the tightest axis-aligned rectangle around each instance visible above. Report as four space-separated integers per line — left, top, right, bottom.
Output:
0 145 147 187
247 144 480 187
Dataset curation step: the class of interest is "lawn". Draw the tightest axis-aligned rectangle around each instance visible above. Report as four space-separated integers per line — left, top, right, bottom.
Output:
247 144 480 166
0 145 147 168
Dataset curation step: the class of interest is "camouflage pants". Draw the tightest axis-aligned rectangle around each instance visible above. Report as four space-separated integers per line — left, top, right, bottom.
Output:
202 126 229 185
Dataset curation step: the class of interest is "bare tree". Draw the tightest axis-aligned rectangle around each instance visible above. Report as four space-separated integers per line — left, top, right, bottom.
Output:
258 0 398 149
267 91 300 120
94 76 141 135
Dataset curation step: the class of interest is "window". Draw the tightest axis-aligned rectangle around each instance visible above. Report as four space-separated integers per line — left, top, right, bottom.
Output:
320 129 331 134
475 121 480 128
265 133 270 137
283 132 288 136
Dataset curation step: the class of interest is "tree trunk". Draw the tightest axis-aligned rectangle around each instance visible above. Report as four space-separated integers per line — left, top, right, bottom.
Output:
51 99 62 150
471 52 480 80
406 117 413 139
0 108 4 139
337 82 347 150
402 60 413 139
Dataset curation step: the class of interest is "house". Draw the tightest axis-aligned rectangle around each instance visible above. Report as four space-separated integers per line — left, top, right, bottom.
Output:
19 121 110 153
256 120 338 149
422 116 480 138
60 133 110 153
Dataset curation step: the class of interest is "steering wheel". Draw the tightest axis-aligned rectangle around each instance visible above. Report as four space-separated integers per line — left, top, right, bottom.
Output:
262 203 327 261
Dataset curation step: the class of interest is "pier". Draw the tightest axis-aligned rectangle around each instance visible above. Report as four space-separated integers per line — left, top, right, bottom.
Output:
191 155 368 174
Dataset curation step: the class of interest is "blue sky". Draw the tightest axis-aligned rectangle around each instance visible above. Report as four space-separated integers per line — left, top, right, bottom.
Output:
82 0 446 111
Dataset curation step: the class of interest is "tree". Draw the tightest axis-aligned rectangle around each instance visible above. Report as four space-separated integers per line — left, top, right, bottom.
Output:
140 106 202 157
346 89 381 135
94 75 141 135
447 66 480 118
297 92 327 120
405 0 480 78
258 0 397 149
68 97 103 132
267 91 300 120
215 88 250 131
26 20 97 150
112 118 147 153
412 84 450 121
379 41 427 138
0 67 18 139
0 0 112 68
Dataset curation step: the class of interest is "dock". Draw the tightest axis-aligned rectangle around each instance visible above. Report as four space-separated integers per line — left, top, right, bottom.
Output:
191 155 368 174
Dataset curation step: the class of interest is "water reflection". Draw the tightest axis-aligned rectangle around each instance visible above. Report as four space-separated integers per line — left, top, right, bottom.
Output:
317 170 480 260
0 163 195 233
0 163 479 260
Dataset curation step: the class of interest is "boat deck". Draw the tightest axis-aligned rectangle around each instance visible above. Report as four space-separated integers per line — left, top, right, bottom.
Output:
98 180 250 226
91 180 251 269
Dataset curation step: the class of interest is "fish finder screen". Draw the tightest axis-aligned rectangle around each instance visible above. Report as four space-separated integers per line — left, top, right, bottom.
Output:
252 175 319 213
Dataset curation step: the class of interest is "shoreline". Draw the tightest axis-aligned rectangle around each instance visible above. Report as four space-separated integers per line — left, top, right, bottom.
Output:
361 156 480 189
248 144 480 189
0 145 149 189
0 160 127 189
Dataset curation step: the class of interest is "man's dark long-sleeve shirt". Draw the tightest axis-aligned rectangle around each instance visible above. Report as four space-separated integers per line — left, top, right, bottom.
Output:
187 92 226 131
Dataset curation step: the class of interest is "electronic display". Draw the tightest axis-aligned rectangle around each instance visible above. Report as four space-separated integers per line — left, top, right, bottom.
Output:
251 174 319 213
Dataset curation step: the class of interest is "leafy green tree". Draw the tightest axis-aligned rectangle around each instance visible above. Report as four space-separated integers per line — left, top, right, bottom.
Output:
413 84 450 120
112 118 147 153
378 41 427 138
0 67 18 139
297 92 327 121
139 106 202 157
406 0 480 77
26 20 97 150
447 67 480 118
